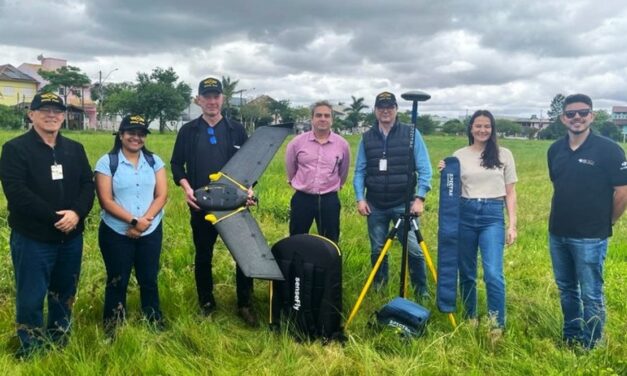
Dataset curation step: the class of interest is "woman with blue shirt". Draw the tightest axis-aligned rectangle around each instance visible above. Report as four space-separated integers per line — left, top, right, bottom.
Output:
95 115 168 335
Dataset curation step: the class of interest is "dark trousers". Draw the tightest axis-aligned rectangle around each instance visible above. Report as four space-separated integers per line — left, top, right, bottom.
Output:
289 191 341 243
99 222 163 328
10 230 83 353
190 211 253 308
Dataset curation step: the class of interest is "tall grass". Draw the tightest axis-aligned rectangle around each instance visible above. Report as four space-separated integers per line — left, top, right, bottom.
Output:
0 129 625 375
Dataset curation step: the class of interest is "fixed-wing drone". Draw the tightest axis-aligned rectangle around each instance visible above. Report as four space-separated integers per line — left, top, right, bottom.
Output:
193 123 293 281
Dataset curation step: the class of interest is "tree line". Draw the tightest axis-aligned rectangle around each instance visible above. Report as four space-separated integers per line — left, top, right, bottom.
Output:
0 66 623 141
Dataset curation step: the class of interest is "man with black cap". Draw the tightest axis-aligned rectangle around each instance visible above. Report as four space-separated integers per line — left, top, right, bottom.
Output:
171 77 258 326
0 92 95 357
353 91 432 299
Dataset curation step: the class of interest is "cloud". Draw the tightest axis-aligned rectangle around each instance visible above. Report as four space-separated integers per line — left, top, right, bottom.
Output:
1 0 626 116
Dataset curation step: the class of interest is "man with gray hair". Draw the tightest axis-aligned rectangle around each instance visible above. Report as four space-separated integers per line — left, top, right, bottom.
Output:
0 92 95 358
285 100 350 243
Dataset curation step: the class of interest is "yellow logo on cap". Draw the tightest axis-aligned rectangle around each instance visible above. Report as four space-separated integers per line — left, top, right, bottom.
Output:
378 92 393 100
203 78 219 87
129 115 145 125
41 93 61 102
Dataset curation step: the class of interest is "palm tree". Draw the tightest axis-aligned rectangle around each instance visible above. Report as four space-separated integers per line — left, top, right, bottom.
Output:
344 96 369 130
221 76 239 118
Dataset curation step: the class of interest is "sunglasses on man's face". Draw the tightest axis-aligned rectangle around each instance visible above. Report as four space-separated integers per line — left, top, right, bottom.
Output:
563 109 592 119
207 127 217 144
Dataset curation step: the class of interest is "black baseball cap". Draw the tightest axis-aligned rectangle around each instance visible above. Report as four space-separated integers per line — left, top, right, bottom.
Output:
30 92 66 111
117 115 151 134
375 91 397 107
198 77 223 95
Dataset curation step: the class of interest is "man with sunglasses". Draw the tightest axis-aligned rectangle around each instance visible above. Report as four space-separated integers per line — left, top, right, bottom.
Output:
171 77 258 327
353 91 432 300
547 93 627 349
0 92 95 358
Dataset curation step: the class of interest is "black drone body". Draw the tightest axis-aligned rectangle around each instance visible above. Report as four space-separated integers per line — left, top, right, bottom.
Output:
193 123 293 281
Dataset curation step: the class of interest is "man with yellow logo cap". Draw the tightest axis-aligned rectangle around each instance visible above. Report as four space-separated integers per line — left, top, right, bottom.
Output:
171 77 258 327
353 91 432 300
0 92 95 358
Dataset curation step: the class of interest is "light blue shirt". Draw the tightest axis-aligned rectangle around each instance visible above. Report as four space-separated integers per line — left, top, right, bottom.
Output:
95 150 165 236
353 128 432 202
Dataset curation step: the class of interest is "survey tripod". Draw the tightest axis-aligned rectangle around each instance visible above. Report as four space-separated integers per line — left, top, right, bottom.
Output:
346 91 457 329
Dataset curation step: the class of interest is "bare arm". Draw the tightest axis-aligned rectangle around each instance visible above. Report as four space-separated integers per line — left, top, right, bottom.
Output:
95 172 135 224
137 167 168 231
612 185 627 225
505 183 517 245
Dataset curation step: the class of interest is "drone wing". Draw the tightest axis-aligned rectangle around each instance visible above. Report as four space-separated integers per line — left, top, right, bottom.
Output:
221 123 293 187
211 209 284 280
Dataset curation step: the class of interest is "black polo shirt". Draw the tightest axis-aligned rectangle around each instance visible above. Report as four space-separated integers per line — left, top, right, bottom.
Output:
548 131 627 238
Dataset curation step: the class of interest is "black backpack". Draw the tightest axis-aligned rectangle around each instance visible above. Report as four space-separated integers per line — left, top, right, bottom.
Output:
108 151 156 176
269 234 344 342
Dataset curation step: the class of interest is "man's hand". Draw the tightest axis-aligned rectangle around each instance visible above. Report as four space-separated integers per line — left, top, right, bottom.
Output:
410 198 424 216
357 200 371 216
55 210 79 234
246 187 257 207
184 186 200 210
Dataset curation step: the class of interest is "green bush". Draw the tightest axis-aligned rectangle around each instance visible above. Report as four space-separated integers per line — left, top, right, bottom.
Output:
0 104 25 129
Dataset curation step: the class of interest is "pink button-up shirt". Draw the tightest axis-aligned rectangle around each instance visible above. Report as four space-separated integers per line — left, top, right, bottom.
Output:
285 131 350 194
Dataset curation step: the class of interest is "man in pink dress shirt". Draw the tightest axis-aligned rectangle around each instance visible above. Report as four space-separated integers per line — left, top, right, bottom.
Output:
285 100 351 243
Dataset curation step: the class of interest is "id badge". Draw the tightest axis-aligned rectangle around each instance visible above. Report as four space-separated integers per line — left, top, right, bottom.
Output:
51 164 64 180
379 158 388 171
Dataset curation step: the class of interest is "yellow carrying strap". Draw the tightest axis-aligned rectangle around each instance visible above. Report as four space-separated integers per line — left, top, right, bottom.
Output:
209 172 248 192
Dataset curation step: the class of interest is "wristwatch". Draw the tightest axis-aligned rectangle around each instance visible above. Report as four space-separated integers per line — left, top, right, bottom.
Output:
414 195 425 202
130 217 138 226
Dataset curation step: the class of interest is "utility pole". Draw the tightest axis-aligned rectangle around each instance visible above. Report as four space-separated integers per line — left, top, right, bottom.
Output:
98 70 103 129
97 68 118 129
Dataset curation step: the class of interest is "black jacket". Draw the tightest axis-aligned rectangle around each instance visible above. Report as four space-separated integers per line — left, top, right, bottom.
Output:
170 116 247 189
0 129 95 243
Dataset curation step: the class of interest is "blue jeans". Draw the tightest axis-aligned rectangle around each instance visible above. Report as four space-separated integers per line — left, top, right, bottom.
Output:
10 231 83 353
99 222 163 328
458 198 506 328
549 234 607 349
367 204 427 295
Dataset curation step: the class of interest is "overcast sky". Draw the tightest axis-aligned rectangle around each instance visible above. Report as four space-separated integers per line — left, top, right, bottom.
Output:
1 0 626 117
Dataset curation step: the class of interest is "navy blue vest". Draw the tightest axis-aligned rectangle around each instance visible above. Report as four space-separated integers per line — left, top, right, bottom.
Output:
363 122 416 209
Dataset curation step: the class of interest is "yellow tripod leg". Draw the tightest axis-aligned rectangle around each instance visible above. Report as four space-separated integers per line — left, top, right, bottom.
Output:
345 238 394 328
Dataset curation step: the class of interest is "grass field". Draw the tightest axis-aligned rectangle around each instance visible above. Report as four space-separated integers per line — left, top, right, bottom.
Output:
0 129 625 375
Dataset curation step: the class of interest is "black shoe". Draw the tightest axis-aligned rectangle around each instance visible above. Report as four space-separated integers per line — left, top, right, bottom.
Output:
201 301 217 316
238 306 259 328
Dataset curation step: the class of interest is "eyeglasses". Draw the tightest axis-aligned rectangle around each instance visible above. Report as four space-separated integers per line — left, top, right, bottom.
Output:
207 127 217 144
37 107 64 115
563 109 592 119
